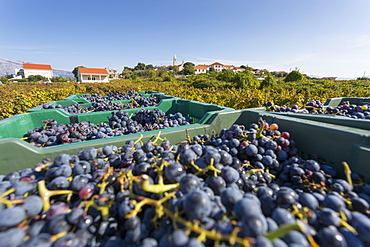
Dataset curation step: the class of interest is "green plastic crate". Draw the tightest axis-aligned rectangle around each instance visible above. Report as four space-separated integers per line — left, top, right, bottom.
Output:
0 100 234 174
63 91 165 101
27 94 176 114
204 109 370 182
247 96 370 130
324 97 370 107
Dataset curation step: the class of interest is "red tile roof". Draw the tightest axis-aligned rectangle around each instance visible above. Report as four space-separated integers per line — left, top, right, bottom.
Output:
235 67 244 70
210 62 223 66
23 63 52 70
78 67 108 75
224 65 233 67
194 65 210 69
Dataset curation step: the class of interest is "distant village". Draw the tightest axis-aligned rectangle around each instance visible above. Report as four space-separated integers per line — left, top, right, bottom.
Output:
8 55 337 82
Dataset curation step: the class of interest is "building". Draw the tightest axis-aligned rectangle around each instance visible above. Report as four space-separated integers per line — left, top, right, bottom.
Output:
194 62 245 74
15 63 53 79
105 67 119 79
77 67 109 83
194 65 210 75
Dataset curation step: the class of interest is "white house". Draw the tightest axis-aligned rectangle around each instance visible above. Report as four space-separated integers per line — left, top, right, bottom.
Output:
77 67 109 83
194 65 210 75
209 62 224 72
193 62 245 74
105 67 119 79
15 63 53 79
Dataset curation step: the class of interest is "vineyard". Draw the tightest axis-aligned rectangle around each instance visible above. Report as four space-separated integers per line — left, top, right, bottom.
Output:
1 78 369 120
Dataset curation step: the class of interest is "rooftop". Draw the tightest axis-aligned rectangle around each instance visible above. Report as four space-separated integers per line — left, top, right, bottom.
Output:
23 63 52 70
78 67 108 75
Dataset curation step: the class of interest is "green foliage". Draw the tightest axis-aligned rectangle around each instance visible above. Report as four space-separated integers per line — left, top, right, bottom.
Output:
233 70 259 89
1 77 370 121
184 62 195 67
27 75 48 82
259 72 276 89
147 70 157 78
284 70 306 82
122 67 133 78
50 76 72 82
160 71 174 82
356 77 370 81
183 63 195 75
133 62 146 71
216 70 235 82
0 77 8 84
72 66 84 80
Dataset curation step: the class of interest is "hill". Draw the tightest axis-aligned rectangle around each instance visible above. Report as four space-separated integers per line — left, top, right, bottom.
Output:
0 57 74 78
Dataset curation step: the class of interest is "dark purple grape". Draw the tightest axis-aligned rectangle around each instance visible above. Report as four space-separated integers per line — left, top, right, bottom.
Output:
179 174 200 194
22 195 43 217
0 228 26 247
0 206 26 228
184 190 211 221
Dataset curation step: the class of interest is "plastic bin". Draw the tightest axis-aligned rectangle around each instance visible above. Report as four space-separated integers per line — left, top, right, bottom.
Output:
0 99 234 174
324 97 370 108
63 91 165 101
204 109 370 182
247 96 370 130
27 94 176 114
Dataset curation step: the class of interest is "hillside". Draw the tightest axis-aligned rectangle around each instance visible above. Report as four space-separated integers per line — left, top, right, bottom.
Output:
0 57 74 78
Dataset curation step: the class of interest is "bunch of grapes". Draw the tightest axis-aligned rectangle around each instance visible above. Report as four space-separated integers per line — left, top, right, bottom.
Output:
26 109 192 147
4 119 370 246
42 93 159 114
264 100 370 119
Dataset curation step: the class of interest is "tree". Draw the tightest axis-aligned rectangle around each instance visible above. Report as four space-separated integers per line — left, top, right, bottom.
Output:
284 70 306 82
147 70 157 78
27 75 48 82
72 66 84 80
259 72 276 89
145 64 154 70
216 70 235 82
183 63 195 75
233 70 259 89
133 62 146 71
121 67 133 78
184 62 195 67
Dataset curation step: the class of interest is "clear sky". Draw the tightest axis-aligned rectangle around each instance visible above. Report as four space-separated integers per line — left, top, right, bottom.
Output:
1 0 370 78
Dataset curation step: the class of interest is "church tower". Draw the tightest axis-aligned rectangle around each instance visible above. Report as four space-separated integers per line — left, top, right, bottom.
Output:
173 54 177 66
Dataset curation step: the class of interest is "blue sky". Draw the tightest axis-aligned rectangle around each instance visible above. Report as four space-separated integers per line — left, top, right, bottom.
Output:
1 0 370 78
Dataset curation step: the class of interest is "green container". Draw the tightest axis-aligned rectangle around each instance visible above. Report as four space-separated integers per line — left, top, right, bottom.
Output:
204 109 370 182
247 96 370 130
0 99 233 174
324 97 370 107
63 91 165 101
27 94 176 114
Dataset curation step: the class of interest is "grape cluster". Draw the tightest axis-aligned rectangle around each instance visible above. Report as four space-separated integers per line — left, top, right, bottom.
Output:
79 91 140 102
42 93 159 114
26 109 192 147
5 119 370 246
264 100 370 119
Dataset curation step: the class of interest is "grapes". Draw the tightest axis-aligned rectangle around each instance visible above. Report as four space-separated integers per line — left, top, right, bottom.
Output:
263 100 370 120
0 207 26 228
2 118 370 246
25 108 193 147
184 190 211 220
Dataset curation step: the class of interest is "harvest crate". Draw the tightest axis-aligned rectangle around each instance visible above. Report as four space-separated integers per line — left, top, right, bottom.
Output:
26 93 175 114
324 97 370 107
247 97 370 130
206 109 370 182
62 90 164 101
0 99 234 173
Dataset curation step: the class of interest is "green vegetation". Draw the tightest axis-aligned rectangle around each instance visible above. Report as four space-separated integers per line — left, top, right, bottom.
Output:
0 72 369 120
284 70 306 82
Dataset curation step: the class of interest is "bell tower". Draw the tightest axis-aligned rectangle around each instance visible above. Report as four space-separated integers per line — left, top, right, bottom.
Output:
173 54 177 66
